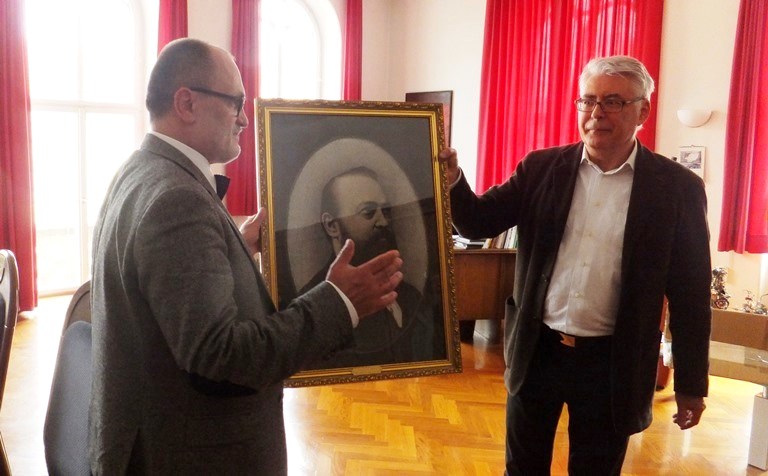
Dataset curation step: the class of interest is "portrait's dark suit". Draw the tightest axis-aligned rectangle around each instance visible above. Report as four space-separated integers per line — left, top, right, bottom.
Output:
449 141 711 435
300 259 441 369
90 134 353 474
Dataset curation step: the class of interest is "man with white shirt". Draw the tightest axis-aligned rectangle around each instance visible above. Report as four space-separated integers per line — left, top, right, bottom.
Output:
89 38 403 474
440 55 711 475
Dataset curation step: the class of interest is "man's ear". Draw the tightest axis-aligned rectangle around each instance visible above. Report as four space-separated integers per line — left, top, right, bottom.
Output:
637 98 651 125
321 212 340 238
174 88 197 123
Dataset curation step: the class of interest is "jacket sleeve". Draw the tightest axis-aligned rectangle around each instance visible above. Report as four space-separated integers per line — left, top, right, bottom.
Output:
665 172 712 397
449 162 528 240
133 186 354 390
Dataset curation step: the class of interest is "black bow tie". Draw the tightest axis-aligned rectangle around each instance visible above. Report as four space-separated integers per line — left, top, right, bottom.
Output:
214 174 230 199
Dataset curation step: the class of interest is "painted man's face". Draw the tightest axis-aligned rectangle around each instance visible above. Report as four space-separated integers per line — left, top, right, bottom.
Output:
324 173 397 266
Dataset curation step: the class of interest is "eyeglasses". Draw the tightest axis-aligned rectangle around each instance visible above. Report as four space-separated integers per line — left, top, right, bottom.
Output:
189 86 247 116
575 97 644 113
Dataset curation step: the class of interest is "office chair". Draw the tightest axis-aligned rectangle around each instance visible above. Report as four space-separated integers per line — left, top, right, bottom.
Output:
44 320 92 475
43 286 93 476
0 250 20 476
62 281 91 331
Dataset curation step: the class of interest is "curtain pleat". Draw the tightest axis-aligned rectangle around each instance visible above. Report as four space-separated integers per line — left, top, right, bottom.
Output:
226 0 260 215
718 0 768 253
476 0 663 193
342 0 362 100
158 0 188 54
0 0 38 311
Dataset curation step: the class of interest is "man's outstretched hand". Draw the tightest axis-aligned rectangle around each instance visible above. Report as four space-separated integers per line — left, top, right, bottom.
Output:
326 240 403 318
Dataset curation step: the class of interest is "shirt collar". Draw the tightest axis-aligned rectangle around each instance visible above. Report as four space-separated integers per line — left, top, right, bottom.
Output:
581 140 638 175
149 131 216 190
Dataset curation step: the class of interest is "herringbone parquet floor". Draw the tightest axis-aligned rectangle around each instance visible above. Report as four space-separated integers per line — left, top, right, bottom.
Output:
282 322 768 476
2 297 768 475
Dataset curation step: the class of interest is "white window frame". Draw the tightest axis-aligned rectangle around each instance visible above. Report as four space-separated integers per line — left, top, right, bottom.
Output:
27 0 156 294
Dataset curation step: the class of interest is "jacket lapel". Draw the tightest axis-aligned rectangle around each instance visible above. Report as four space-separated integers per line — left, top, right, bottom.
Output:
140 134 263 278
548 145 582 243
621 144 670 274
140 134 219 199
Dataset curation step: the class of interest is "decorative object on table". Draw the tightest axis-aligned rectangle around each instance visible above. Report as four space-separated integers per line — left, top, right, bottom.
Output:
738 291 768 315
710 267 730 309
756 295 768 315
739 290 758 313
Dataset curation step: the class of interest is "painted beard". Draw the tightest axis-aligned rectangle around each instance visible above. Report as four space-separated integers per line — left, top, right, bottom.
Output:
342 226 398 267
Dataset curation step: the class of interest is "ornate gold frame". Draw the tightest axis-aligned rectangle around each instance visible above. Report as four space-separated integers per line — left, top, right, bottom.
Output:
256 98 460 387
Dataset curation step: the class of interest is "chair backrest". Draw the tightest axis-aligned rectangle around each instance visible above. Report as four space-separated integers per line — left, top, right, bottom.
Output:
0 250 19 410
44 320 92 476
62 281 91 332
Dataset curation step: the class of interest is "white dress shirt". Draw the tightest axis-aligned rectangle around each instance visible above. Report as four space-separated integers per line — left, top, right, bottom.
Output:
543 144 637 336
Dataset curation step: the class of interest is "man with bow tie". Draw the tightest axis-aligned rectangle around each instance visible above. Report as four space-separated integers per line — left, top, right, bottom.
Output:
89 38 403 474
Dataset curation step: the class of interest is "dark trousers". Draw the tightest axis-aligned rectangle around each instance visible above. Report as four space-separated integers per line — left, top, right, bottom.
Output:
504 326 629 476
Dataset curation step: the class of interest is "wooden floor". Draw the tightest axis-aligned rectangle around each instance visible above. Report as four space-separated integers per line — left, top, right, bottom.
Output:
1 296 767 475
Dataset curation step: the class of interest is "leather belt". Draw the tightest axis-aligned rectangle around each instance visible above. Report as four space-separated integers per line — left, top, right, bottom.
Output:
541 324 612 349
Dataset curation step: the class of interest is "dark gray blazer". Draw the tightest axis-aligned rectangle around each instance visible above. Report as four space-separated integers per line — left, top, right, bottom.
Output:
449 141 712 435
89 134 353 474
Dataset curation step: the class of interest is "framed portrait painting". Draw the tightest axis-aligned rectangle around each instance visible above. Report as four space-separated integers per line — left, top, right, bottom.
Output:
256 98 461 387
405 90 453 146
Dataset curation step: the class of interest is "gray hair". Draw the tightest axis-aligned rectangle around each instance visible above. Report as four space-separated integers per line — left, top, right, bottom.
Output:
146 38 217 121
579 55 655 99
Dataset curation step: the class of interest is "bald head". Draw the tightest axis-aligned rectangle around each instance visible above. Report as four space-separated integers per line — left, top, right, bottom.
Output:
146 38 219 121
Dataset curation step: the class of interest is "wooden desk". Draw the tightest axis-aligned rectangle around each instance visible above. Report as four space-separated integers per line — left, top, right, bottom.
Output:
453 249 516 321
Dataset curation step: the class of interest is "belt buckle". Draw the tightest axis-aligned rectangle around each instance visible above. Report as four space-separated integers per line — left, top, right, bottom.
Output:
558 332 576 347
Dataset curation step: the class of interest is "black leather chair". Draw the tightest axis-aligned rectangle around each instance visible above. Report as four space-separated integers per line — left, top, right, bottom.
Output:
0 250 19 475
62 281 91 331
43 283 93 476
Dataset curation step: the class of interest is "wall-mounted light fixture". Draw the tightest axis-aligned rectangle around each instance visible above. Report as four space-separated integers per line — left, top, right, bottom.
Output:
677 109 712 128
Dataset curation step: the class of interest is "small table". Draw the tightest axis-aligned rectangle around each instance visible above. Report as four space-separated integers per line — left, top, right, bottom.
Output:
709 308 768 469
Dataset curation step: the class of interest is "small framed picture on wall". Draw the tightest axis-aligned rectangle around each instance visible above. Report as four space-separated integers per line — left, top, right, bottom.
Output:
677 146 705 179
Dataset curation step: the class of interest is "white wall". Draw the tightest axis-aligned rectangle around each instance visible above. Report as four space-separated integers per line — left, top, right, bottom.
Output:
185 0 766 302
657 0 764 301
187 0 231 49
364 0 486 188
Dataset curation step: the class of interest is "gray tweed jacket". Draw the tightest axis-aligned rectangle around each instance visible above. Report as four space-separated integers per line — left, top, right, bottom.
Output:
89 134 353 474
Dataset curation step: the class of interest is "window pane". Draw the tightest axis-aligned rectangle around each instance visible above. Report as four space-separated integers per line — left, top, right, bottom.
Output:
31 111 82 291
260 0 321 99
82 0 136 103
26 0 79 100
259 21 280 98
84 113 136 267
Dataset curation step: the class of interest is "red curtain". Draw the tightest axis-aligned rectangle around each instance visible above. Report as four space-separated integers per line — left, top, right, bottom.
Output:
0 0 37 311
342 0 362 100
718 0 768 253
476 0 663 192
158 0 188 54
227 0 260 215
